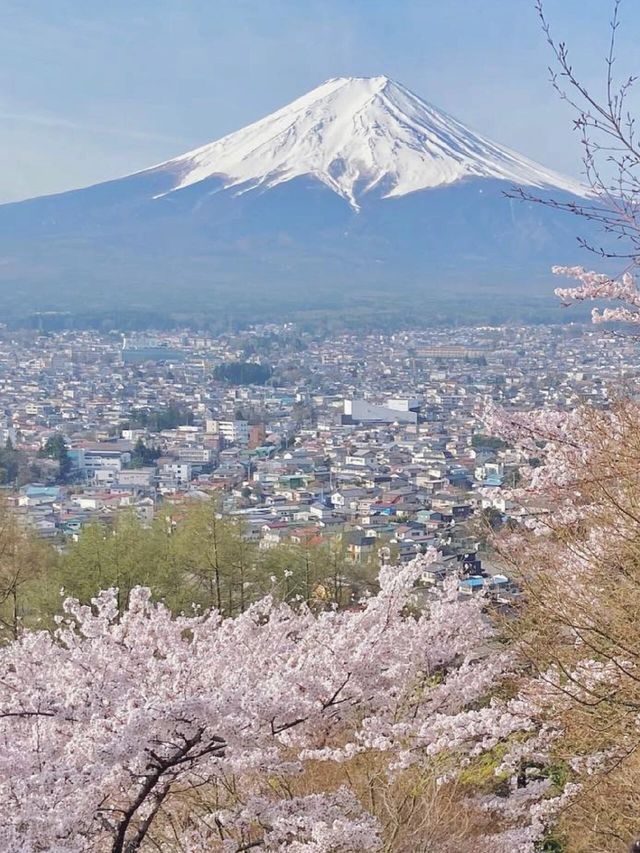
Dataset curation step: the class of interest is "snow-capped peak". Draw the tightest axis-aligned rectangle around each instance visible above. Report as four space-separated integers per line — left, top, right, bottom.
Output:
153 75 586 209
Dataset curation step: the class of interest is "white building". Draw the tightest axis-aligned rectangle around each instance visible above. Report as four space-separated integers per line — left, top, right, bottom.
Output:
343 400 418 425
177 446 213 464
214 420 249 445
117 468 156 488
159 462 192 488
83 449 126 481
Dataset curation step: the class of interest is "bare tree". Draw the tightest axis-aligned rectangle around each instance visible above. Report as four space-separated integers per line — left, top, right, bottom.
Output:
512 1 640 265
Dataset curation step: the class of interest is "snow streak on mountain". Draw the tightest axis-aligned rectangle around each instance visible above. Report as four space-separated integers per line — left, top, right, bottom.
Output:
149 75 586 209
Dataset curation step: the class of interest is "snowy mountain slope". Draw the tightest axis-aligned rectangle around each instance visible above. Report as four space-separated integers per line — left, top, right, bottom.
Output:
0 75 593 324
146 76 586 209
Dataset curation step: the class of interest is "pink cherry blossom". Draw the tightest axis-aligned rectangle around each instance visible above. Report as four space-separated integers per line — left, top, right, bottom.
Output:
553 265 640 323
0 553 543 852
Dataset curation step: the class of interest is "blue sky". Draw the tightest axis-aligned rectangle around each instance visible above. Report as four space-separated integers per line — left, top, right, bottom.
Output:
1 0 638 202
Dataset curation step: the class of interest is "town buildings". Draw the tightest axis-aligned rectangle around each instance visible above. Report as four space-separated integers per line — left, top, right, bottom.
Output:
0 322 636 594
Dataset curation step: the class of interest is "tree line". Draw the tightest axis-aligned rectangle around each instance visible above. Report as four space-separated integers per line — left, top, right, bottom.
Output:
0 498 379 641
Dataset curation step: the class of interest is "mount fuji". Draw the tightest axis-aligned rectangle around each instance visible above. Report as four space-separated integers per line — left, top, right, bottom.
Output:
0 76 590 326
148 76 584 208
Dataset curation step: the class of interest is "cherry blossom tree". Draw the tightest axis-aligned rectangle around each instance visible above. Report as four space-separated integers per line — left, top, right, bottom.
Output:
482 397 640 851
489 14 640 842
0 552 549 853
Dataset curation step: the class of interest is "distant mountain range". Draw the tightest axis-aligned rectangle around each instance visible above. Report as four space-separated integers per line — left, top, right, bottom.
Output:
0 76 592 327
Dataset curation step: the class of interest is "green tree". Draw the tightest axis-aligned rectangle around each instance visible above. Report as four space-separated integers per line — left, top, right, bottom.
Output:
127 407 193 431
213 362 272 386
0 498 57 641
0 439 19 485
39 433 71 482
128 438 160 468
51 502 381 622
471 434 507 451
55 513 179 612
172 501 258 615
259 536 376 608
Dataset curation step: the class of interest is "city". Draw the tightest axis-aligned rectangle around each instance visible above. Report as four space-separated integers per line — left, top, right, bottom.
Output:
0 322 635 596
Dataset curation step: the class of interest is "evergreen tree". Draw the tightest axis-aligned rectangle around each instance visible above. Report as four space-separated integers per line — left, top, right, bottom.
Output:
128 438 160 468
39 434 71 482
0 439 19 485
